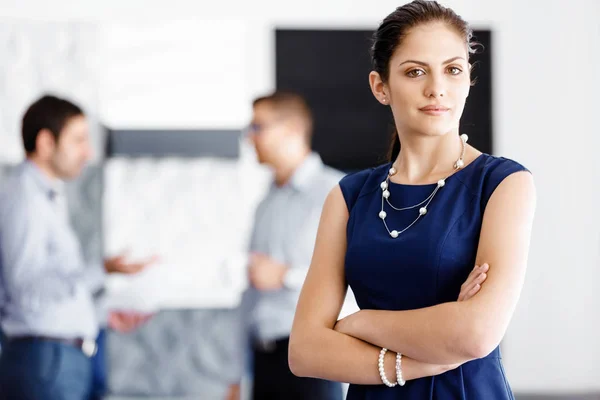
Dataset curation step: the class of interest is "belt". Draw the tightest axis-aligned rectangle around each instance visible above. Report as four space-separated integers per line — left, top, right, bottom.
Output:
8 335 98 357
253 336 289 353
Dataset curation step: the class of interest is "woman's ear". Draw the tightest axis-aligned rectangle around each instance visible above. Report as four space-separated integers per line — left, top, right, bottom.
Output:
369 71 389 105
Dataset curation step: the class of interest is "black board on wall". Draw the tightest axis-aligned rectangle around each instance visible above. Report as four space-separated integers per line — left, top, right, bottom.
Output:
276 29 492 172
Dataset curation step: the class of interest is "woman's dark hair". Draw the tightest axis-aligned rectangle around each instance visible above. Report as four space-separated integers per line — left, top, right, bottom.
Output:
21 94 83 154
371 0 477 162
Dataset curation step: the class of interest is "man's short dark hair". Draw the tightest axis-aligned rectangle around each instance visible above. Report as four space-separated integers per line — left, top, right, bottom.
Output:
253 91 313 145
21 94 84 153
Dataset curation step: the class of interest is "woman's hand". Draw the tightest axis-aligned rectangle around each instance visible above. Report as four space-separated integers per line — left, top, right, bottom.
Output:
333 263 490 381
458 263 489 301
335 263 490 335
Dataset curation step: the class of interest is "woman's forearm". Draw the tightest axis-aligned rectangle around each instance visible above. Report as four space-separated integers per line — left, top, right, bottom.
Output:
289 327 459 384
336 171 536 365
336 302 484 365
402 356 459 381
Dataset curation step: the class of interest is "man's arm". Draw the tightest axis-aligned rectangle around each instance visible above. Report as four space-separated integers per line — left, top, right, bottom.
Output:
0 196 83 309
81 263 106 295
282 206 322 289
249 205 322 291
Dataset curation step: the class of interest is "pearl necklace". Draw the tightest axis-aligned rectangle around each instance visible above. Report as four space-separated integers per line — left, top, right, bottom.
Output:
379 134 469 239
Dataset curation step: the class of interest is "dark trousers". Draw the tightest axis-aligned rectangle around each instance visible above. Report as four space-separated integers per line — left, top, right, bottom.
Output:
252 337 343 400
0 338 92 400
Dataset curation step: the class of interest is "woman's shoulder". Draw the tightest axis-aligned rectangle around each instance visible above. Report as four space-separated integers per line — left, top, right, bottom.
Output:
480 153 528 173
459 153 531 208
338 163 390 212
472 153 530 183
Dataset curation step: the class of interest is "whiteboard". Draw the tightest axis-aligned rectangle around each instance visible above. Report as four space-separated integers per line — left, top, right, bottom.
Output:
102 146 271 310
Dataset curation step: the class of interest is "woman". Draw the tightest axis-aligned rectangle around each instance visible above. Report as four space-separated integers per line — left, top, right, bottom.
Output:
288 1 536 399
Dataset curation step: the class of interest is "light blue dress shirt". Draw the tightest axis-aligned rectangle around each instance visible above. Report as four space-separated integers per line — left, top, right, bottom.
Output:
0 161 104 339
244 153 344 341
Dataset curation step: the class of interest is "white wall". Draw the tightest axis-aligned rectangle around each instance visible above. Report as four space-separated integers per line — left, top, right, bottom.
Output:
0 21 102 163
0 19 252 162
97 19 251 129
0 0 598 393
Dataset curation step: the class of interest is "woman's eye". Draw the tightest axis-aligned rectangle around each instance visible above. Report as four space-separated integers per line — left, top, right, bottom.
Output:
407 69 425 78
448 66 463 75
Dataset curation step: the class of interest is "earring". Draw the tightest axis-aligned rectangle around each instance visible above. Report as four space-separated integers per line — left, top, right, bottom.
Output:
382 98 387 104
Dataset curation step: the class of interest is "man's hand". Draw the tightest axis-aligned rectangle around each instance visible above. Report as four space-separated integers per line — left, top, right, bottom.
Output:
104 254 159 275
248 253 288 291
108 311 153 333
225 383 240 400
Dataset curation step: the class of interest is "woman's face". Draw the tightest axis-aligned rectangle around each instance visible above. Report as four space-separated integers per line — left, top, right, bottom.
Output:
371 22 471 138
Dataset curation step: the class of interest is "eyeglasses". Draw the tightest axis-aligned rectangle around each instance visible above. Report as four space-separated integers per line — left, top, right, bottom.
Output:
243 120 283 137
245 123 263 135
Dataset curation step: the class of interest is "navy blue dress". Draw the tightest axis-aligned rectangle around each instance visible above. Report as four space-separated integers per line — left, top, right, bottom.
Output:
340 154 528 400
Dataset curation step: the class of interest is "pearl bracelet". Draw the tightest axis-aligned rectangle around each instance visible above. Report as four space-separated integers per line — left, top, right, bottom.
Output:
395 352 406 386
378 348 397 387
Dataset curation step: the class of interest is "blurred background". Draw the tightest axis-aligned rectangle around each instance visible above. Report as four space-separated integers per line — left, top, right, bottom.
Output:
0 0 598 399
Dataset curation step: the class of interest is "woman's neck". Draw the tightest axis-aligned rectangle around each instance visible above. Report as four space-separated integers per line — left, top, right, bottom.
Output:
392 131 466 185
